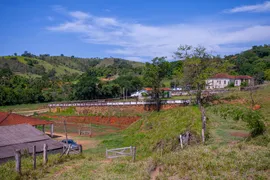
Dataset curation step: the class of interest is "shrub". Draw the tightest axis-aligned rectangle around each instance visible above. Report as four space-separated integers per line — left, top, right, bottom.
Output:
227 82 235 88
209 105 265 137
241 81 248 87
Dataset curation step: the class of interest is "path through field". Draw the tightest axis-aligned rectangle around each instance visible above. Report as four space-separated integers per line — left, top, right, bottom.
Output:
15 108 49 116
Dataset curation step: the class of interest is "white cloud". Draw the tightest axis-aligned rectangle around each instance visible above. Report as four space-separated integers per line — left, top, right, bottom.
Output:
70 11 90 20
224 1 270 13
47 9 270 61
124 56 146 62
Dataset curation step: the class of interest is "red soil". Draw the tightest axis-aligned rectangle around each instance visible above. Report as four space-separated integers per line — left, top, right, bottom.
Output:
42 115 140 128
230 132 250 137
252 104 261 110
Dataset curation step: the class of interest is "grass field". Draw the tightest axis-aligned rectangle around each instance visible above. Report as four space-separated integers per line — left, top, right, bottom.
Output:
0 103 49 112
3 56 83 77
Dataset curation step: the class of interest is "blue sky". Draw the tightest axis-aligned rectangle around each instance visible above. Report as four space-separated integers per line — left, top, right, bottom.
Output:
0 0 270 61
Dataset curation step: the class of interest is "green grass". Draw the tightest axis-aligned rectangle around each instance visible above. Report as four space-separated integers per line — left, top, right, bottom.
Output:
100 106 201 158
162 95 195 100
3 56 83 77
15 72 42 78
0 103 48 112
5 56 27 64
0 153 84 180
155 143 270 179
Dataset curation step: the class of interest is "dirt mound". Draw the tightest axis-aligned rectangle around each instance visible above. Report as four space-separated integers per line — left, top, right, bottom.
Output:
42 115 140 128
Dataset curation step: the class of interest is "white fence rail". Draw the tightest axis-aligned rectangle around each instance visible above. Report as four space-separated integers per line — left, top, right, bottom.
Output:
106 146 136 162
48 100 190 107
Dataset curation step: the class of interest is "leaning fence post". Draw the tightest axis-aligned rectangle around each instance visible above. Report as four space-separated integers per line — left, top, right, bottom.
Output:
65 144 71 155
33 145 36 169
132 146 136 162
78 144 82 154
106 148 108 158
43 144 48 165
15 149 21 174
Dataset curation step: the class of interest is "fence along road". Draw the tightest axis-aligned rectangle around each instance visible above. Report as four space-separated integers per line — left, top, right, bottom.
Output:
48 100 190 107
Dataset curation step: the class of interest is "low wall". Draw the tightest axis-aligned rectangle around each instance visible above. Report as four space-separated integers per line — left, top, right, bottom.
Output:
49 103 187 114
48 100 190 114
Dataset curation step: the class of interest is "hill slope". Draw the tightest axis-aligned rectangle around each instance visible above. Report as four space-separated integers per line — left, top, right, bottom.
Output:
0 55 144 77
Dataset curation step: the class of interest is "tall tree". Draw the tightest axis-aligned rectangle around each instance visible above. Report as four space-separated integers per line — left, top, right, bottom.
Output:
73 69 100 100
174 45 231 143
143 57 170 111
174 45 231 105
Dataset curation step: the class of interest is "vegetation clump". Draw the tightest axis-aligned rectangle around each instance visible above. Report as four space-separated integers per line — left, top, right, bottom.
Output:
209 105 265 137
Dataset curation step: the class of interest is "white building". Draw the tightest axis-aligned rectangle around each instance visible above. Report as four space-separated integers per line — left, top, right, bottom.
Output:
206 73 253 89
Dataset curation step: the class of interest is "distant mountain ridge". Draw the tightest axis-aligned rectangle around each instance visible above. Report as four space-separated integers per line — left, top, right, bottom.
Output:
0 55 144 78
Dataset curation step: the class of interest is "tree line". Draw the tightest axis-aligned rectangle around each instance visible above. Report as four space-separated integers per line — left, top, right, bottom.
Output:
0 44 269 106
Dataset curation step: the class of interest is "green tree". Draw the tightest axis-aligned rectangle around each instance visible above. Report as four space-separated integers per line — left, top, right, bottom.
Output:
264 69 270 80
143 57 170 111
174 45 231 105
174 45 231 143
73 69 100 100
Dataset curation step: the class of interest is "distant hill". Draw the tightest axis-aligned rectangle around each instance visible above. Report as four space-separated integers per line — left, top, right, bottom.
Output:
0 55 144 78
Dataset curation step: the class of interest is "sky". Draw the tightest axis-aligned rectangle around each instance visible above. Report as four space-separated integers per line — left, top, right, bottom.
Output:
0 0 270 62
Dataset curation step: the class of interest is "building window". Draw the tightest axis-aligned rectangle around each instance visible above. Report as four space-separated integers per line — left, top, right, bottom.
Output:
224 80 226 84
235 80 238 85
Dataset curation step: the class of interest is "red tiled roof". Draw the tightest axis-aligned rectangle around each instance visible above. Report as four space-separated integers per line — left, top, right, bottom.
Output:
235 75 252 79
144 87 171 91
211 73 252 79
212 73 235 79
0 112 52 126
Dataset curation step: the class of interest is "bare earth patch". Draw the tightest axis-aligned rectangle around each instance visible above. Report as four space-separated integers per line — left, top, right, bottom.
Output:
47 132 100 149
230 132 250 137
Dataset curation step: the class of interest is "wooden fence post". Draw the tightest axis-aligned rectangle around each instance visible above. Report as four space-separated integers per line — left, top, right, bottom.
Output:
15 149 21 174
106 148 108 158
78 144 82 154
65 144 71 155
33 146 36 169
132 146 136 162
43 144 48 165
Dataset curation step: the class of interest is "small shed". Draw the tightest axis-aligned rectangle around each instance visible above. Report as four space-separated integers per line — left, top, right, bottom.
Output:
0 112 54 137
0 124 63 163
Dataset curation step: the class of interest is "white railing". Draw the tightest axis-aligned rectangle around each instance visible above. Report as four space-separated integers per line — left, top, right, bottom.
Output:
48 100 190 107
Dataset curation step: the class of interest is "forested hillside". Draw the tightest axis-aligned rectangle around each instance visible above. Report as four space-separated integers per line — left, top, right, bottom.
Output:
0 45 270 106
225 45 270 83
0 51 144 78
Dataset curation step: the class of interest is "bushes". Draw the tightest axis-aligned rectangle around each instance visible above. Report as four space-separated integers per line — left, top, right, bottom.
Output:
227 82 235 88
209 105 265 137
